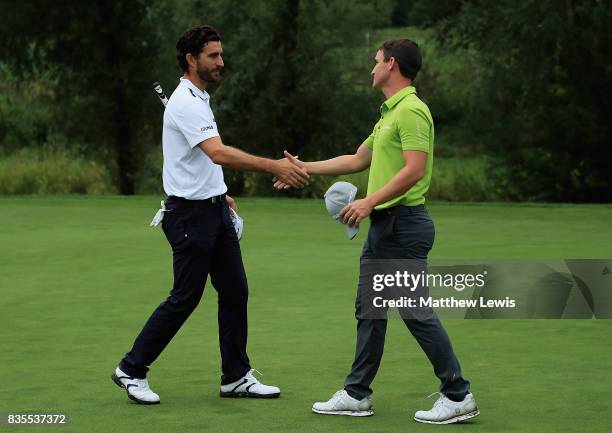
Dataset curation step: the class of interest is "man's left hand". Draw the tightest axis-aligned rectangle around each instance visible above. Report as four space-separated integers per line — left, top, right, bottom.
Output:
340 198 374 227
226 195 237 212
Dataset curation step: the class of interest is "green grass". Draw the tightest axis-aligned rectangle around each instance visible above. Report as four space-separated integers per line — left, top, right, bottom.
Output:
1 196 611 433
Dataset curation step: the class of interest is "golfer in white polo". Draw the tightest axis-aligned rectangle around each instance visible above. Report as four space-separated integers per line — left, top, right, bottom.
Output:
111 25 308 404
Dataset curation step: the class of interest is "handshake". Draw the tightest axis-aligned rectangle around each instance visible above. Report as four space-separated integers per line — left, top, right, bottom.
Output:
270 150 309 190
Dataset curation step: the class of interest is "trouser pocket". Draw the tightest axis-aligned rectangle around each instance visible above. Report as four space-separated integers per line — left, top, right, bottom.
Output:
161 206 192 251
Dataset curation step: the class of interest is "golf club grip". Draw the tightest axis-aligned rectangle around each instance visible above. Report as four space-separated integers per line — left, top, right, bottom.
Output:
152 81 169 107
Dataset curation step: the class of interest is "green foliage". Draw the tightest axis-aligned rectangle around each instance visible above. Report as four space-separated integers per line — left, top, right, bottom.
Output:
427 156 497 201
134 146 164 195
0 58 61 151
0 150 115 194
2 0 610 202
1 0 177 194
391 0 462 27
443 0 612 202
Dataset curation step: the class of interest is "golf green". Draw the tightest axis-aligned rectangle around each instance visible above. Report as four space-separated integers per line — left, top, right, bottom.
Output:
1 196 611 433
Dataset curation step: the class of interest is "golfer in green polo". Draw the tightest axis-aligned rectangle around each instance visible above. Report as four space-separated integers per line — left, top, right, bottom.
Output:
277 39 479 424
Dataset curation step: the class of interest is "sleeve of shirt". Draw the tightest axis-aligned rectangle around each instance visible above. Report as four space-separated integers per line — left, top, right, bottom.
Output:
363 124 377 150
174 100 220 148
397 107 431 153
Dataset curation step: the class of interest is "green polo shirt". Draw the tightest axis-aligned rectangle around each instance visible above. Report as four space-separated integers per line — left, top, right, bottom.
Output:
364 86 434 209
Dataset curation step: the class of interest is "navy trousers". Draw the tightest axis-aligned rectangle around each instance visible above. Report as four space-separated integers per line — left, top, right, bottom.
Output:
120 196 251 384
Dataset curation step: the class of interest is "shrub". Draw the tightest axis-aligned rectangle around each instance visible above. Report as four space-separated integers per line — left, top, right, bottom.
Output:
0 150 115 194
337 156 497 202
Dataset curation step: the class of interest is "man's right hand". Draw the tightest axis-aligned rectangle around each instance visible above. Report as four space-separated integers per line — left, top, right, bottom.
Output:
273 151 305 190
270 155 309 188
275 145 372 189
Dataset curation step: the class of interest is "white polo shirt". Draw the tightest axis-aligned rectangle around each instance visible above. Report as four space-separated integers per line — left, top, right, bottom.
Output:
162 77 227 199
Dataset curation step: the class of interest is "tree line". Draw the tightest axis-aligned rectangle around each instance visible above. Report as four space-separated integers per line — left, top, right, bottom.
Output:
1 0 610 201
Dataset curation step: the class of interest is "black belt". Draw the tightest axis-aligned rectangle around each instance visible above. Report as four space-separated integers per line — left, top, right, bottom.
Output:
166 194 225 207
371 204 426 220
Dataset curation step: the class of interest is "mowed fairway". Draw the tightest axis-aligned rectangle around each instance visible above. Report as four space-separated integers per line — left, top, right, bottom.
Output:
1 196 611 433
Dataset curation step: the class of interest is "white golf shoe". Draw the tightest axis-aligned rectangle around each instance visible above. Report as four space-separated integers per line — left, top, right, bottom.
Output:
219 369 280 398
312 390 374 417
111 367 160 405
414 392 479 424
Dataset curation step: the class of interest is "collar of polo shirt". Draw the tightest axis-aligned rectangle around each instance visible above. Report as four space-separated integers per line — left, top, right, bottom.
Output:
380 85 417 114
180 77 210 102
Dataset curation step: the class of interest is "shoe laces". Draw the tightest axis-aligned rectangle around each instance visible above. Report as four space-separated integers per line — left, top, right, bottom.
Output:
333 390 345 398
246 368 264 383
323 390 346 407
134 378 150 389
426 392 446 410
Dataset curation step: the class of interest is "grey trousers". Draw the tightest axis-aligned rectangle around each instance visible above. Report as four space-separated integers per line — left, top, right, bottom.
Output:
344 205 470 401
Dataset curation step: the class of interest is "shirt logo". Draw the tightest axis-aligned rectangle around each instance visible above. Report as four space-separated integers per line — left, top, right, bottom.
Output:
201 125 215 132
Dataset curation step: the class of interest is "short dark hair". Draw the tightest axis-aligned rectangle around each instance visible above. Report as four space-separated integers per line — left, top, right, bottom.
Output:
379 39 422 80
176 25 221 72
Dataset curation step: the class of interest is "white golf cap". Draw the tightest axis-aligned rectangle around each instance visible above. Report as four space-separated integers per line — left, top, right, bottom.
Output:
324 181 359 240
